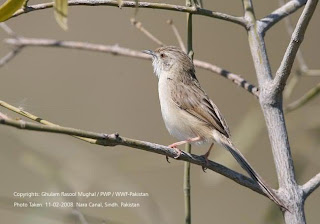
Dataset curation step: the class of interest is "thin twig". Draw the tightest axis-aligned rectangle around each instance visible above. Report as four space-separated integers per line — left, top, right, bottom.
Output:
0 23 17 36
167 19 186 52
193 60 259 97
303 69 320 76
260 0 307 33
184 1 193 222
0 46 23 67
0 23 23 67
284 71 301 99
72 208 89 224
5 36 259 97
130 18 164 46
302 173 320 198
11 1 247 27
0 100 97 144
284 82 320 113
0 112 268 197
272 0 318 94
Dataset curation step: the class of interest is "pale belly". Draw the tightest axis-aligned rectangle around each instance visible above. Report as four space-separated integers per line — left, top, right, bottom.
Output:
158 77 206 143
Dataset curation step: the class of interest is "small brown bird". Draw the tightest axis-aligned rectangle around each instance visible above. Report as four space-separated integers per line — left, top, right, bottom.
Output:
143 46 286 209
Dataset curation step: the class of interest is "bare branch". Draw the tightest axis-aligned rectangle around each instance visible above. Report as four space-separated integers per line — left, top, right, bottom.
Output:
260 0 307 33
130 18 164 46
303 69 320 76
167 19 186 53
0 100 97 144
5 36 259 97
194 60 259 97
284 71 301 99
272 0 318 94
284 82 320 113
11 1 247 27
6 37 148 58
278 0 308 71
302 173 320 198
0 23 23 67
278 0 308 100
0 23 17 36
0 113 267 197
0 46 23 67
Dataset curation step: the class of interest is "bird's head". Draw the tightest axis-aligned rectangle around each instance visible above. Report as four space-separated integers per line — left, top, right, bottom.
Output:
143 46 194 79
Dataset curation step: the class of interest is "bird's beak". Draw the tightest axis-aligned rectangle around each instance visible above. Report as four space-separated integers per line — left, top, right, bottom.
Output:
142 50 156 57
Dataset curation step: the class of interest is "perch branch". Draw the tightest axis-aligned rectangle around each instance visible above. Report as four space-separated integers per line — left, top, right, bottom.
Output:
5 36 259 97
0 112 269 198
260 0 307 33
272 0 318 94
302 173 320 198
11 0 247 27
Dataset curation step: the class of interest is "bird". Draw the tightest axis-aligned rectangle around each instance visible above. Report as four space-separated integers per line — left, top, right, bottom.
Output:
143 46 287 210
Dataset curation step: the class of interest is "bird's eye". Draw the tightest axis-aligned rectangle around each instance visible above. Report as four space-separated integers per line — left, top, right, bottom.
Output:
160 53 165 58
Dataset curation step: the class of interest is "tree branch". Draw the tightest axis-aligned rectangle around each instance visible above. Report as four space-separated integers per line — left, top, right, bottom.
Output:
11 0 246 27
185 1 193 222
302 173 320 198
167 19 186 53
272 0 318 95
0 113 267 197
5 36 259 97
260 0 307 33
0 100 97 144
193 59 259 97
303 69 320 76
284 82 320 113
0 46 23 67
130 18 165 46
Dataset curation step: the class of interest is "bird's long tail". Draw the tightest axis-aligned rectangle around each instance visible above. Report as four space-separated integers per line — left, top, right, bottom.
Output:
212 131 287 210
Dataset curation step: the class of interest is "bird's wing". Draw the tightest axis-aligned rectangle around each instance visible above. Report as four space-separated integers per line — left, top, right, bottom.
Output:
171 80 230 138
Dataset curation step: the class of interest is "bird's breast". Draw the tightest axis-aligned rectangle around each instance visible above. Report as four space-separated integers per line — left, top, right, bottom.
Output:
158 77 206 142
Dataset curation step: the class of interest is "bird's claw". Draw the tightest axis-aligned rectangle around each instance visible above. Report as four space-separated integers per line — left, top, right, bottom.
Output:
201 154 210 173
165 145 181 162
202 166 207 172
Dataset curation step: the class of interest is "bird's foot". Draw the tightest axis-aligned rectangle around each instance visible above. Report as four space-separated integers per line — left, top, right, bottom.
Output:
166 144 182 162
201 152 210 172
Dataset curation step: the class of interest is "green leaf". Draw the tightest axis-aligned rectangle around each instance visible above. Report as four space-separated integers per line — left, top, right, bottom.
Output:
54 0 68 30
0 0 26 22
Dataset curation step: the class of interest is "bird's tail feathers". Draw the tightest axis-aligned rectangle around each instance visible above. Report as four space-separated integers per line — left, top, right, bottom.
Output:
212 130 287 210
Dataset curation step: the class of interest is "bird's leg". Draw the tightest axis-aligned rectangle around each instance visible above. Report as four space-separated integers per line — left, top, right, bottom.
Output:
202 143 214 172
166 136 201 162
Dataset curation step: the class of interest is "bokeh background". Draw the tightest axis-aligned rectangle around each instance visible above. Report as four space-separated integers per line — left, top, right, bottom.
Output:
0 0 319 223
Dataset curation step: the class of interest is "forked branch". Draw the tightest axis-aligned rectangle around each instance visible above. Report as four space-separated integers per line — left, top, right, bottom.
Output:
260 0 307 32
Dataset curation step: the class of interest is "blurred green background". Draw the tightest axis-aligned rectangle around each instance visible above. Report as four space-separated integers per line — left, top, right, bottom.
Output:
0 0 319 223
